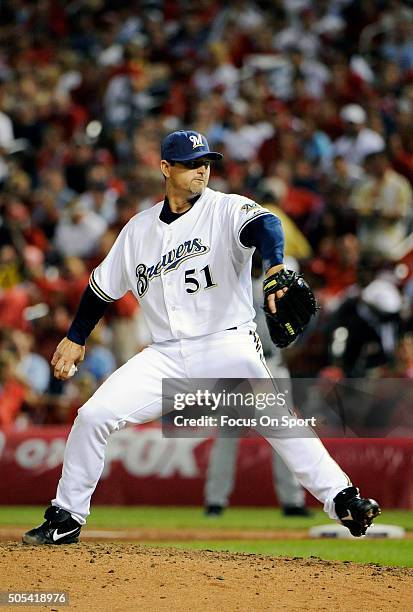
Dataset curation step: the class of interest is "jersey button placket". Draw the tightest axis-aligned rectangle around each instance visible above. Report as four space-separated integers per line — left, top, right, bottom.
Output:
161 227 172 292
162 228 173 286
162 227 180 337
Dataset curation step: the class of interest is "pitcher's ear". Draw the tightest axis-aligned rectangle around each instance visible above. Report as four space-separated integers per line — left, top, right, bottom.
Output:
160 159 171 179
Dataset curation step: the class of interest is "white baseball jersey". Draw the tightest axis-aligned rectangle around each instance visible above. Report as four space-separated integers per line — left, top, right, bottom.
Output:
90 187 276 342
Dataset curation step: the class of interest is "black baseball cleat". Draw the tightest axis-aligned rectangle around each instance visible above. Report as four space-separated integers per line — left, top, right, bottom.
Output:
205 505 224 517
334 486 381 537
282 505 313 517
22 506 82 545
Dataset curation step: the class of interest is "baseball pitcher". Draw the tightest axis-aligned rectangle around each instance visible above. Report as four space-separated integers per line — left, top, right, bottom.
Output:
23 131 380 545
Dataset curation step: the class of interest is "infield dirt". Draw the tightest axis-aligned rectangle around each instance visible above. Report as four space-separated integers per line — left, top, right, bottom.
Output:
0 542 412 611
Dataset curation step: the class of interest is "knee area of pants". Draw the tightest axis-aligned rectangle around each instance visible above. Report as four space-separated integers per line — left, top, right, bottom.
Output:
76 404 113 428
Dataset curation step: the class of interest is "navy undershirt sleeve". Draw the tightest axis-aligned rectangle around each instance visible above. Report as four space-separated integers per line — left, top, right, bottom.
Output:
239 214 284 271
67 285 110 345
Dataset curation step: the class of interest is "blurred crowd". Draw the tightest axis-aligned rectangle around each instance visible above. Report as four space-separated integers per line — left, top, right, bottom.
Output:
1 0 413 428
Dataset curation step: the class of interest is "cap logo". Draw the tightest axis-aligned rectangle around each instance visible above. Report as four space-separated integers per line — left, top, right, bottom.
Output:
189 133 203 149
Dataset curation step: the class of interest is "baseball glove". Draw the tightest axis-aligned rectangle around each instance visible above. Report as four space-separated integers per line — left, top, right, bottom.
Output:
263 269 318 348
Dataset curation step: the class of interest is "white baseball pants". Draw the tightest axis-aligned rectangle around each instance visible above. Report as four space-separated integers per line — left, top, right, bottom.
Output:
53 323 349 523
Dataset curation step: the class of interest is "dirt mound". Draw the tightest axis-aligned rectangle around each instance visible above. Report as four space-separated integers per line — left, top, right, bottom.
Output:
0 542 412 611
0 526 309 542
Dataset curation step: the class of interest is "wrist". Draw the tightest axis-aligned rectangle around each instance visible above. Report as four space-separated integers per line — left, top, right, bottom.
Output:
67 328 86 346
265 264 284 278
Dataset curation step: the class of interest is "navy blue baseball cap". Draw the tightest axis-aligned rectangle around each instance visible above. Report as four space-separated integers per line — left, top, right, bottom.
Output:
161 130 223 162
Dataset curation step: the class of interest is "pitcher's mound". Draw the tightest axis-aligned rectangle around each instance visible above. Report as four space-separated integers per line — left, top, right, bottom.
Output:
1 543 412 611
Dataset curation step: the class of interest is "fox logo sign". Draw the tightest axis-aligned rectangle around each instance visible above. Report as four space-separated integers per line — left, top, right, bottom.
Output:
189 133 203 149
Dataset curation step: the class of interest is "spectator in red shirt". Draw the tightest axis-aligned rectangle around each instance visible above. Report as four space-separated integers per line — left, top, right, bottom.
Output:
0 350 28 428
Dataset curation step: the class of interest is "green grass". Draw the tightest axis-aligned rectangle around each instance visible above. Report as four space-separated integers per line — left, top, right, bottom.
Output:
150 540 413 567
2 506 412 567
1 506 413 531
